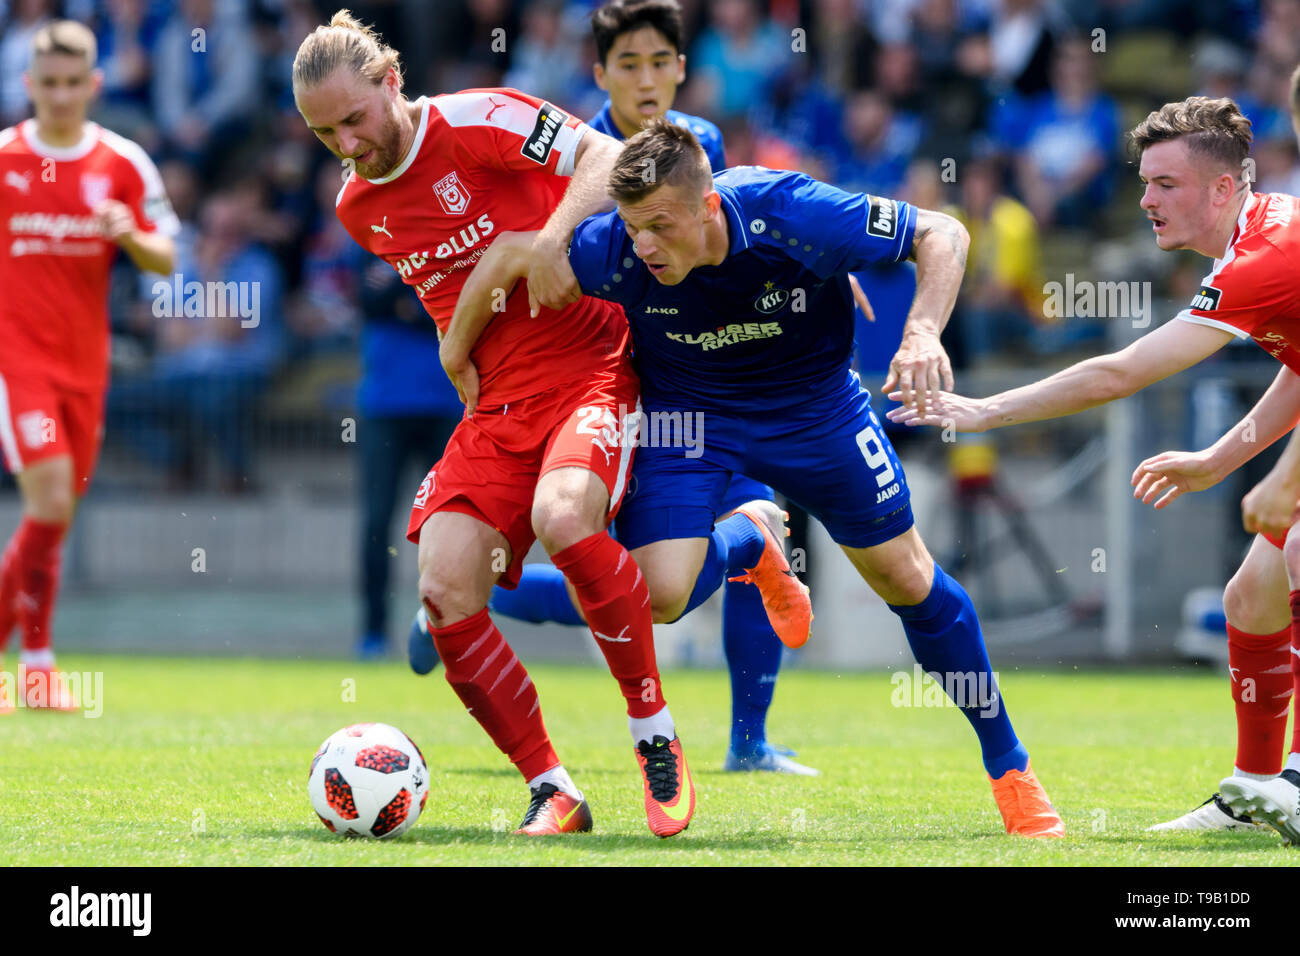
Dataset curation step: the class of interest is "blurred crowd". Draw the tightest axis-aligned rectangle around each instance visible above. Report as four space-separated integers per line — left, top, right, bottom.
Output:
0 0 1297 491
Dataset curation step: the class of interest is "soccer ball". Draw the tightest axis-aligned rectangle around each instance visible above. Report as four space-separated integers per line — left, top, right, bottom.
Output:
308 722 430 838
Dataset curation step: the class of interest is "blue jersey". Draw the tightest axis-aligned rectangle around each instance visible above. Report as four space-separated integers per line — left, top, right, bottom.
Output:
587 101 727 174
568 166 917 410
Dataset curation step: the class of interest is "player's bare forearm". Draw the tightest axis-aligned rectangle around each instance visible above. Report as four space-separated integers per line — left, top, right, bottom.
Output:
981 322 1233 428
904 208 969 339
119 231 175 276
1205 367 1300 480
528 130 620 314
537 131 620 248
888 320 1235 432
444 230 538 363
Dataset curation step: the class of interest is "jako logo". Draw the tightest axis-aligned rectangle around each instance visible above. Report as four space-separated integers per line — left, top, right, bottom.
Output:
50 886 151 936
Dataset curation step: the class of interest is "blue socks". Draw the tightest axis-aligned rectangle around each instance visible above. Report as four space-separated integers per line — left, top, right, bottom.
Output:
489 564 585 627
723 575 782 756
679 512 765 621
889 563 1028 779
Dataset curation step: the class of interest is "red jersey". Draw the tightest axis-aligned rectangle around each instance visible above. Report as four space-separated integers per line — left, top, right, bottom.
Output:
334 88 628 406
0 119 179 392
1176 191 1300 370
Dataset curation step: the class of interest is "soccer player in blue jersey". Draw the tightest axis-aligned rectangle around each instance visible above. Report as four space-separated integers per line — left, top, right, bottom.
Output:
419 0 817 774
442 119 1066 837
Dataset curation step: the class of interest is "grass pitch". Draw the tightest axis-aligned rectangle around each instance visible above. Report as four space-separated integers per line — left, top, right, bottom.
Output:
2 655 1298 866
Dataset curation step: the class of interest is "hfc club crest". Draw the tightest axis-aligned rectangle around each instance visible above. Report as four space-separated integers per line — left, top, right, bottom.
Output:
80 173 112 209
433 171 469 215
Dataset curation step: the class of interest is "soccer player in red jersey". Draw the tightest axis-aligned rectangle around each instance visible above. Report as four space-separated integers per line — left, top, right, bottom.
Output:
292 10 701 836
887 95 1300 843
0 21 177 714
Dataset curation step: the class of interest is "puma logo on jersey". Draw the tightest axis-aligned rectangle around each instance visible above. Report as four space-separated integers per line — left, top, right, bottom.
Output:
370 216 392 238
522 102 569 164
484 95 507 122
5 170 31 194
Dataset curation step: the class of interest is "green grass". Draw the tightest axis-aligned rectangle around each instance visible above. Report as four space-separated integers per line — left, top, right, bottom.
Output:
1 655 1298 866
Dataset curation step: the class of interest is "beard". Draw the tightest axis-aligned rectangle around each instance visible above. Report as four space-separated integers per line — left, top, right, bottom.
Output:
350 108 404 179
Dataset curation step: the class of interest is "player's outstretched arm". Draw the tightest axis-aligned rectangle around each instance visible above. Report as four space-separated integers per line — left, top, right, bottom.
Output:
528 130 621 316
883 208 966 415
1132 366 1300 511
886 318 1236 432
442 230 539 414
96 199 175 275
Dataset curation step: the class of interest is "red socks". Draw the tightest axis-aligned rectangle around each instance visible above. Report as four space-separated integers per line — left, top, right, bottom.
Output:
551 532 663 719
1291 593 1300 757
1228 622 1293 775
428 607 559 782
0 518 67 655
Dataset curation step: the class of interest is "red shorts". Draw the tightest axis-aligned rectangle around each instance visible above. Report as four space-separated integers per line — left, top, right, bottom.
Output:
0 369 104 494
406 360 641 588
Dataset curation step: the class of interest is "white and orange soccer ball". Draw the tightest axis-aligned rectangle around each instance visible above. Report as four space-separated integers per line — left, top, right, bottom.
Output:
308 723 430 838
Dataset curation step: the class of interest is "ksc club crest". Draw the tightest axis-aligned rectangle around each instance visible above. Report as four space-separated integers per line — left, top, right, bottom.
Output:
433 171 469 215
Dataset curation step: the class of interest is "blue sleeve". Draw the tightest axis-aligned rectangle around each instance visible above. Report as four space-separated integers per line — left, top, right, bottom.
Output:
567 210 641 305
755 172 916 280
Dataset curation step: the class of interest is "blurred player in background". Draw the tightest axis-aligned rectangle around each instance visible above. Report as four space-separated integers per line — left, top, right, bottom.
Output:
353 252 460 663
888 94 1300 844
294 9 733 837
0 21 177 713
478 0 817 775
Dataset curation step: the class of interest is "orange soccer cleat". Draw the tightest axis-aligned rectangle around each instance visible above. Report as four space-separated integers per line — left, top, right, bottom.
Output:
513 783 593 836
636 735 695 838
727 501 813 649
22 666 78 712
989 762 1065 838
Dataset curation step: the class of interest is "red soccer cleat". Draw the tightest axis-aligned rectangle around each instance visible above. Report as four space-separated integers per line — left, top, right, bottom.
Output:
989 762 1065 838
513 783 593 835
0 658 13 716
636 734 695 837
727 501 813 648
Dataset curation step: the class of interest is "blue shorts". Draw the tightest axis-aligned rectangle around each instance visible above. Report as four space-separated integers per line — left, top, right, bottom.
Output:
616 370 913 550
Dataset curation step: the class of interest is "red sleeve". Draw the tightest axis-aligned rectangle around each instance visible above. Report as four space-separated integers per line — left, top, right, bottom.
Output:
432 88 590 178
1176 235 1300 340
104 133 181 237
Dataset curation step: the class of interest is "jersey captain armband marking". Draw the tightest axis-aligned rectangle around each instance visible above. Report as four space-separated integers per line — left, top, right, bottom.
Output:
521 102 571 166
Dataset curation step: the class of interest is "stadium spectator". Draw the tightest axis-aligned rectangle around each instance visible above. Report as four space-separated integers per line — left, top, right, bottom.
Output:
151 0 258 176
89 0 162 144
108 191 284 492
286 164 362 355
0 0 54 127
947 153 1046 365
834 88 923 196
353 255 462 660
688 0 787 119
502 0 589 107
996 34 1119 228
